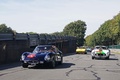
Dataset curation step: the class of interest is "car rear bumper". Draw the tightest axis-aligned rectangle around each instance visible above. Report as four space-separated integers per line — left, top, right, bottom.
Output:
76 51 86 54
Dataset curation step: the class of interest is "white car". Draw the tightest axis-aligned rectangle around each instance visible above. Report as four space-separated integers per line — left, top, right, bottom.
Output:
91 46 110 59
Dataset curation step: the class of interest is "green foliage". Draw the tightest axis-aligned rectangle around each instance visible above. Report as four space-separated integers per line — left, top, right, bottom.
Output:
63 20 87 46
51 31 63 36
85 12 120 46
26 32 37 34
0 24 15 33
85 35 93 46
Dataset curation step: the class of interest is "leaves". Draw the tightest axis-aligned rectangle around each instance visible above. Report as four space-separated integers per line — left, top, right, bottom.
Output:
0 24 16 33
63 20 87 46
85 12 120 46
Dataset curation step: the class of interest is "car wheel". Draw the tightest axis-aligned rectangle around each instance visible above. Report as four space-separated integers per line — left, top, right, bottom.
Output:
106 56 109 59
92 56 95 59
50 58 56 68
22 63 28 68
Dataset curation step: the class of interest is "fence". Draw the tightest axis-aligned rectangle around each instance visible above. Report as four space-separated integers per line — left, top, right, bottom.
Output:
0 33 77 64
109 45 120 49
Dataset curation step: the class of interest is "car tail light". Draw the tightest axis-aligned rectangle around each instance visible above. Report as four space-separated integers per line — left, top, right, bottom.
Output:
27 54 35 58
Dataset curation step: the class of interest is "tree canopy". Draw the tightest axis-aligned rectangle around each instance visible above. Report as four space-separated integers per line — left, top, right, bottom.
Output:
0 20 87 47
51 31 63 36
63 20 87 46
85 12 120 47
0 24 16 33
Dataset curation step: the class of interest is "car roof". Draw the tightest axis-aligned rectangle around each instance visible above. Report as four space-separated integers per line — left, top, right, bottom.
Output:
95 45 106 47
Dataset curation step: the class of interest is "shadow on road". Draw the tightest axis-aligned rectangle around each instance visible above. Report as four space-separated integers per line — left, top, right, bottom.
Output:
56 63 75 69
0 62 21 70
94 58 118 60
0 53 75 70
109 58 119 60
63 53 75 56
30 62 75 69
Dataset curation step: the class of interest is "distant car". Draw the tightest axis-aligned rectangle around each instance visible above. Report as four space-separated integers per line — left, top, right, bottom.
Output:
76 47 87 54
86 47 92 52
91 46 110 59
20 45 63 68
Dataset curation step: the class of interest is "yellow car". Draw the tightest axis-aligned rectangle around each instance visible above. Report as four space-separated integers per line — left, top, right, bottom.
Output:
76 47 87 54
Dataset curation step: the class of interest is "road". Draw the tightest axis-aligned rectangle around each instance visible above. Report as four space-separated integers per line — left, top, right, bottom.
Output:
0 52 120 80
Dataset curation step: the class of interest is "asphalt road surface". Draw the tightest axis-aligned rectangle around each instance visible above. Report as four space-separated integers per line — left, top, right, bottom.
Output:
0 52 120 80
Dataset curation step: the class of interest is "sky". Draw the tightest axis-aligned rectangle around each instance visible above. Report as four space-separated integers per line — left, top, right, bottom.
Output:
0 0 120 36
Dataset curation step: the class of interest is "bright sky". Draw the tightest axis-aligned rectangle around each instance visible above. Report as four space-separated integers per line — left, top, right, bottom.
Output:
0 0 120 36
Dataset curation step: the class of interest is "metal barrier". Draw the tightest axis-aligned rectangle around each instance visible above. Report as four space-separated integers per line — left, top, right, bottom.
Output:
109 45 120 49
0 33 77 64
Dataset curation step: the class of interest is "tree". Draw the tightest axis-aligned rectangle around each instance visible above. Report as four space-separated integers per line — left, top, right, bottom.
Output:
26 32 37 34
0 24 16 33
63 20 87 46
51 31 63 36
85 12 120 46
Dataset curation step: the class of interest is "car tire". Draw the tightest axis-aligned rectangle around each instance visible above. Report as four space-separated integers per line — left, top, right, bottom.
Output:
92 56 95 59
22 63 28 68
50 58 56 68
106 56 109 59
85 52 87 54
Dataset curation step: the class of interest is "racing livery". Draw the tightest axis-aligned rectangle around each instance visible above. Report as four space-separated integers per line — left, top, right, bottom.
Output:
91 46 110 59
20 45 63 68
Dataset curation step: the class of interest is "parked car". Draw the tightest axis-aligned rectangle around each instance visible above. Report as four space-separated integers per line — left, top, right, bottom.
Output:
76 46 87 54
91 46 110 59
20 45 63 68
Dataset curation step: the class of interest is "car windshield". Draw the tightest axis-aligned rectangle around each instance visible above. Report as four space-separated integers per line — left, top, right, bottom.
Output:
33 46 53 53
95 46 107 49
101 46 107 49
95 46 100 49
